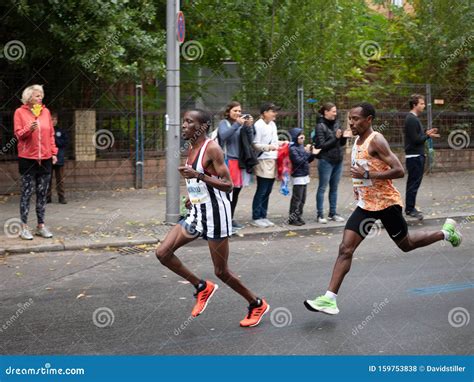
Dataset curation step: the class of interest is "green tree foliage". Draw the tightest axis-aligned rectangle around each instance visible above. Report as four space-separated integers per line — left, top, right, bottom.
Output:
1 0 471 110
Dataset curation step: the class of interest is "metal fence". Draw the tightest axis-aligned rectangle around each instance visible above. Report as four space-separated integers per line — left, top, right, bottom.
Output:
1 109 472 161
1 77 472 161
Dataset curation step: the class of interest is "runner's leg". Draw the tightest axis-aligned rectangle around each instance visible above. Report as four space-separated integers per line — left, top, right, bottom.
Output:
327 229 365 293
155 224 201 286
208 238 257 304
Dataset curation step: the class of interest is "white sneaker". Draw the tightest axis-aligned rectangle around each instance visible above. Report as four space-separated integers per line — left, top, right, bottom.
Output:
317 217 328 224
20 228 33 240
251 219 269 228
35 226 53 238
329 214 345 222
262 218 275 227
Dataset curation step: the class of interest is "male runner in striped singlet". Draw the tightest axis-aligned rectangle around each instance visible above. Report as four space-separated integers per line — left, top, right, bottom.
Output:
156 109 269 327
304 102 462 315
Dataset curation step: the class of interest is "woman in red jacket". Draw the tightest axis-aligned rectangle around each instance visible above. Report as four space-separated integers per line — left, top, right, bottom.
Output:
14 84 58 240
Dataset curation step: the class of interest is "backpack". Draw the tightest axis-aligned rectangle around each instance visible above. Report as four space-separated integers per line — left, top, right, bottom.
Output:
277 143 291 196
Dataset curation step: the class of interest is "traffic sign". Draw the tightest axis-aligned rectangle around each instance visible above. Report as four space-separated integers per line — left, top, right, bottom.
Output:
177 11 185 43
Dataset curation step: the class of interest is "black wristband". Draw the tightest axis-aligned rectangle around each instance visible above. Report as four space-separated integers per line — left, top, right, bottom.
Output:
197 172 205 181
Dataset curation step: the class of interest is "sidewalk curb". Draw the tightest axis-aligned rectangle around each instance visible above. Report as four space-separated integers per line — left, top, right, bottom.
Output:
1 213 471 256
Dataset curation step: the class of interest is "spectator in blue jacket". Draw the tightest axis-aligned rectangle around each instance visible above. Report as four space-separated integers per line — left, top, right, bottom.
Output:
288 128 320 226
47 112 68 204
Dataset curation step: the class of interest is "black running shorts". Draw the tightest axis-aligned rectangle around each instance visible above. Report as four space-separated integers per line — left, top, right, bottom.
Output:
345 205 408 242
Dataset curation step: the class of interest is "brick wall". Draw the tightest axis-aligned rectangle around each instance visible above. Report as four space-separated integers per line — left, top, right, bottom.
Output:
0 149 472 194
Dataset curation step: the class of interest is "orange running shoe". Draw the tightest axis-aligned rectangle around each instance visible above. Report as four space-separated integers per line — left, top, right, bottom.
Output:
191 280 218 317
239 298 270 327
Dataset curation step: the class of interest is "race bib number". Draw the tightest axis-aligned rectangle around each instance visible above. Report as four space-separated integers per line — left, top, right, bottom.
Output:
352 159 373 187
186 178 210 204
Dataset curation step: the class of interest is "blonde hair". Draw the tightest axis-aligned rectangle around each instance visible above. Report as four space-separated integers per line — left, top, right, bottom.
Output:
21 84 44 105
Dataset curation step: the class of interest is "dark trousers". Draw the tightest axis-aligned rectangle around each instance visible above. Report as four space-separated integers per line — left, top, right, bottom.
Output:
230 187 241 219
405 155 425 213
289 184 307 222
252 176 275 220
47 165 66 199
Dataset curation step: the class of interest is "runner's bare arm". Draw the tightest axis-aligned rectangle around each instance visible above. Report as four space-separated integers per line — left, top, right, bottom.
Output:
178 141 234 193
367 134 405 179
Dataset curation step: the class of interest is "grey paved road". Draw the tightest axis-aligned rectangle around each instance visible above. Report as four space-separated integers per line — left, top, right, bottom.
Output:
0 219 472 355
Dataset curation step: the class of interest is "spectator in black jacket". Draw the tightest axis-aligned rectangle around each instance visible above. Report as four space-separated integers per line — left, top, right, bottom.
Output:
47 112 68 204
404 94 439 220
288 128 320 225
313 103 348 223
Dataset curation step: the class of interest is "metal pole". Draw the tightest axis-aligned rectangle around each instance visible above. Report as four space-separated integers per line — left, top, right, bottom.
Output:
139 81 144 188
166 0 181 223
426 84 432 130
135 84 141 189
297 86 304 130
426 83 433 173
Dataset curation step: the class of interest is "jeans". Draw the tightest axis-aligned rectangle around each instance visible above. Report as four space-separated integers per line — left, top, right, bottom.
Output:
289 185 307 221
405 155 425 213
316 159 343 217
252 176 275 220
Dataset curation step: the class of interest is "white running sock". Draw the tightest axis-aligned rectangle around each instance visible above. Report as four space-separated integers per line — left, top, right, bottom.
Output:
441 230 450 240
325 291 337 301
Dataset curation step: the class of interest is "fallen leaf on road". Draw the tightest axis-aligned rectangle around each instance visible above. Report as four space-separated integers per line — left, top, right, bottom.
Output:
127 296 137 299
286 231 297 237
76 293 86 299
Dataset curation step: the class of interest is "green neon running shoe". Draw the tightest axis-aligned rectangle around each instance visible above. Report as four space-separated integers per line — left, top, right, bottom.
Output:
442 218 462 247
304 295 339 315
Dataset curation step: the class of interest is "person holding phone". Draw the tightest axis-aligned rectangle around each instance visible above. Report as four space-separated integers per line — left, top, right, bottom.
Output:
217 101 254 232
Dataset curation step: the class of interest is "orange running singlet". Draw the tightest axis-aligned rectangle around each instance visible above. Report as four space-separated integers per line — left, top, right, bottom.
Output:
351 132 403 211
